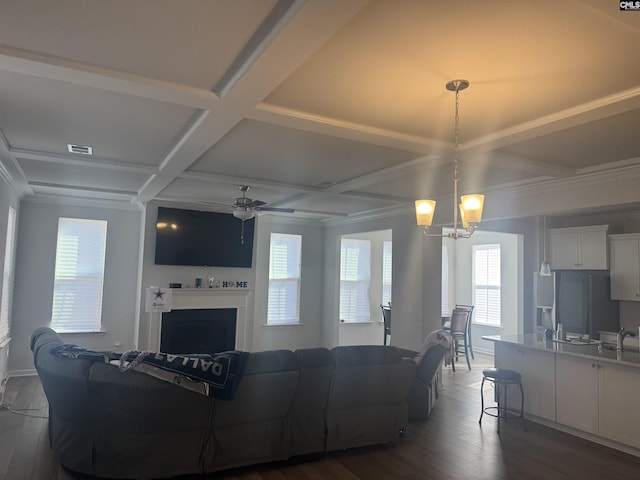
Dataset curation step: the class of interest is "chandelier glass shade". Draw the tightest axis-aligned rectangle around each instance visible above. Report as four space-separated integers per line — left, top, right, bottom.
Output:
415 79 485 239
232 208 255 221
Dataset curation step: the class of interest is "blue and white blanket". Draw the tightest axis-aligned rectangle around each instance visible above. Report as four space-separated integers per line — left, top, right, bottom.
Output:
51 344 249 400
415 329 454 366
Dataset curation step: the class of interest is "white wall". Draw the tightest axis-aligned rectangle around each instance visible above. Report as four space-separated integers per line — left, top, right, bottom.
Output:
323 212 442 352
9 198 142 375
0 179 20 383
9 194 590 374
251 216 325 352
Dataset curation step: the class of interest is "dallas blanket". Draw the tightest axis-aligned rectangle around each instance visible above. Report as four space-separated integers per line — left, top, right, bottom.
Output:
51 344 249 400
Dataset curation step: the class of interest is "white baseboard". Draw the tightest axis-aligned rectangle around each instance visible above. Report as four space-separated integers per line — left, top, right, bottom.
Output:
8 368 37 378
527 414 640 458
473 347 494 356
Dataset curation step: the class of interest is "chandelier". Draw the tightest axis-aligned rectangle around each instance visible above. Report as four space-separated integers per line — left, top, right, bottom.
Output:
415 79 484 238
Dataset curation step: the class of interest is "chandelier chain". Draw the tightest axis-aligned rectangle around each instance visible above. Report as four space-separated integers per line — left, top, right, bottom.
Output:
454 86 460 182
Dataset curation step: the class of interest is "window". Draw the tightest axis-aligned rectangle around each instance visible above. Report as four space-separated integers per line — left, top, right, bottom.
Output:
382 241 392 306
441 245 449 317
0 206 16 344
340 238 371 322
267 233 302 325
473 244 501 326
51 218 107 333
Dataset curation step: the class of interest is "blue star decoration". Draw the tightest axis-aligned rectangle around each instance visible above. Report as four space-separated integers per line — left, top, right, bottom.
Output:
153 288 165 300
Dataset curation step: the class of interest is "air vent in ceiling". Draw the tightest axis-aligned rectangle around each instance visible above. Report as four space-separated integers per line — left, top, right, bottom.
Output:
67 144 93 155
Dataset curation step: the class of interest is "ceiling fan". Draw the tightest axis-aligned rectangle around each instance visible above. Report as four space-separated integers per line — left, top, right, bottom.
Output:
206 186 295 244
229 185 295 221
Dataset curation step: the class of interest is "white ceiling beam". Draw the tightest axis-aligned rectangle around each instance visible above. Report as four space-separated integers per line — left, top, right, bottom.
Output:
464 86 640 152
0 45 220 110
249 103 449 153
29 182 137 201
133 0 369 204
11 148 158 174
214 0 308 97
324 154 444 193
466 151 576 179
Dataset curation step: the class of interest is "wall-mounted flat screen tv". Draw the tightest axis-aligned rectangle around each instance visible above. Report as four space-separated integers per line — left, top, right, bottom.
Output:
154 207 254 268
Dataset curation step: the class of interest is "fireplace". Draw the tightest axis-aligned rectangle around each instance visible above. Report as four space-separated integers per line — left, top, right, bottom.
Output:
160 308 237 354
146 288 251 352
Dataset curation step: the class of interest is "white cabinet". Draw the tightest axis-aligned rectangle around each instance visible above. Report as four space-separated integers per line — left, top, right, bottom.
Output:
493 340 640 454
609 234 640 301
555 355 599 434
598 362 640 449
495 343 556 421
549 225 609 270
556 356 640 446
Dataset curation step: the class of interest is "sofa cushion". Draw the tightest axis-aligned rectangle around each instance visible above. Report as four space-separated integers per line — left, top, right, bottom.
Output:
289 348 334 456
207 349 299 471
331 344 403 367
326 345 416 451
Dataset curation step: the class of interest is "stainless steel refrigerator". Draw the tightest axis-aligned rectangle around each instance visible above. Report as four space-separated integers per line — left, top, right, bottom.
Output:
534 270 619 338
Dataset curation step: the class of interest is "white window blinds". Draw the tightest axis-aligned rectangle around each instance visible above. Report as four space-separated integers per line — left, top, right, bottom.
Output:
267 233 302 325
340 238 371 322
382 240 392 306
473 244 501 326
51 218 107 333
0 206 16 343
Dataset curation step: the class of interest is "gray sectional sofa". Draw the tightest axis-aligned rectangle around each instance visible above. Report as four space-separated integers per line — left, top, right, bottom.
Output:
31 327 446 479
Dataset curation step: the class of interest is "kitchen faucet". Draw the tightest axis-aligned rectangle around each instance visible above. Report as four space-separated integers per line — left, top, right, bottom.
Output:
617 326 636 351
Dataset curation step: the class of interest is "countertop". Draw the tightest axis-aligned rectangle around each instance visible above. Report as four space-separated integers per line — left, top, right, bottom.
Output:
483 334 640 369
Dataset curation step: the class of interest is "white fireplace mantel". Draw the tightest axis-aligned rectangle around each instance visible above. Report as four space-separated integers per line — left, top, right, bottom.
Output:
147 288 252 351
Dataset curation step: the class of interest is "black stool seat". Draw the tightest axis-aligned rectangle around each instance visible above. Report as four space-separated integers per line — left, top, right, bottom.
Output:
479 367 526 434
482 368 521 382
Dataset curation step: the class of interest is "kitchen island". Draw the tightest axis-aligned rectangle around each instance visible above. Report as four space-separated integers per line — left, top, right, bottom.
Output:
484 334 640 457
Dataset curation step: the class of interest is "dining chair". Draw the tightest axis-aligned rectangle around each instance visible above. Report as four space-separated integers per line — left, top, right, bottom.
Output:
380 304 391 345
455 304 475 360
448 308 471 370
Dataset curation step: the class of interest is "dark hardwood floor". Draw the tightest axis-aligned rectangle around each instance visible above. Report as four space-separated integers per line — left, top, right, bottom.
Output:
2 353 640 479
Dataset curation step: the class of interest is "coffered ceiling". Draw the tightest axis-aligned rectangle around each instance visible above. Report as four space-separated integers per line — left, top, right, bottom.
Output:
1 0 640 222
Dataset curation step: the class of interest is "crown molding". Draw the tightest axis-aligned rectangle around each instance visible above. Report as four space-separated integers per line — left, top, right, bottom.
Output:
22 193 143 211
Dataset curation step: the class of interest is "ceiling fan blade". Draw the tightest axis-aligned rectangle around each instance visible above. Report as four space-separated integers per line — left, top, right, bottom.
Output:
256 207 295 213
246 200 266 208
202 201 234 208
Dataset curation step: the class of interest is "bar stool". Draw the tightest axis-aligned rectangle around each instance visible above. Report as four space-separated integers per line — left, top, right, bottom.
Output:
479 367 527 433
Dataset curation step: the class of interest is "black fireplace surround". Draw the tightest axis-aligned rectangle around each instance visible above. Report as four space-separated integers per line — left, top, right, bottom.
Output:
160 308 236 354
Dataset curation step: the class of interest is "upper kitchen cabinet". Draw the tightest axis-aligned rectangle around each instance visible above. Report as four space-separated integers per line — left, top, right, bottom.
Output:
609 234 640 301
549 225 609 270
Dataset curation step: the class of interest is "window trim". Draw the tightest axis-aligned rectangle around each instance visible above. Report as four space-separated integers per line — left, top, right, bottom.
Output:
472 243 502 327
0 206 16 344
267 232 302 326
50 217 108 334
339 238 372 323
382 240 392 307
